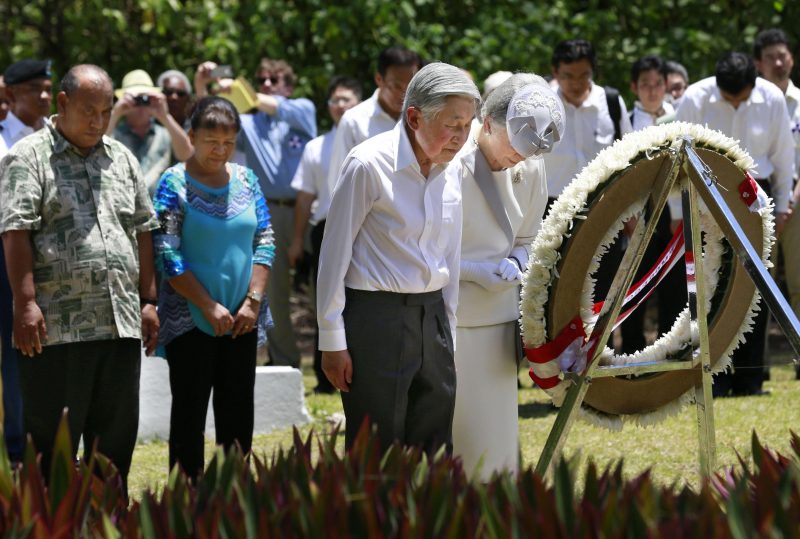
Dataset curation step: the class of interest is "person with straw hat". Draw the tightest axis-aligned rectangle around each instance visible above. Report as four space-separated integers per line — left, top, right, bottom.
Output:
107 69 192 194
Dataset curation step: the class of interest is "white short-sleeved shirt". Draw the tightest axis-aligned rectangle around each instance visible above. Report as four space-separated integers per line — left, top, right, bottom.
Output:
630 100 675 131
676 76 794 212
785 80 800 178
290 127 336 224
0 111 36 159
317 122 463 351
541 83 633 199
326 90 398 197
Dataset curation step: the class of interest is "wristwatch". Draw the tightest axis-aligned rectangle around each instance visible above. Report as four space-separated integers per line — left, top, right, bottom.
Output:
246 290 263 304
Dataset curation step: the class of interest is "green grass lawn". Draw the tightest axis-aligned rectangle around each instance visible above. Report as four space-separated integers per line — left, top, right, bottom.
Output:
127 361 800 497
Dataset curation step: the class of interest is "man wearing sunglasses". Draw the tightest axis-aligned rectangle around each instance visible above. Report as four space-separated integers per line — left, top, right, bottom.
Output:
157 69 193 131
233 57 317 369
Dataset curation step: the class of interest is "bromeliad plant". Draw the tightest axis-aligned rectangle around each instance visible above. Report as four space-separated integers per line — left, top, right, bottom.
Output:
2 416 800 537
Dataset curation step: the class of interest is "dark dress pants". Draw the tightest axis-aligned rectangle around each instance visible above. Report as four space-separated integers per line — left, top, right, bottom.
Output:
0 246 23 461
621 210 687 354
18 339 141 492
310 220 334 393
165 328 257 480
341 288 456 455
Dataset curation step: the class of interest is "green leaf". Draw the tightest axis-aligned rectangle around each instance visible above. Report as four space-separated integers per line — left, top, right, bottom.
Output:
49 410 75 512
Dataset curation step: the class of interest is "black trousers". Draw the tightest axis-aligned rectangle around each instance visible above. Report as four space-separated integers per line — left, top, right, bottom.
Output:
19 339 141 491
620 210 687 354
165 328 257 479
310 219 334 392
342 288 456 455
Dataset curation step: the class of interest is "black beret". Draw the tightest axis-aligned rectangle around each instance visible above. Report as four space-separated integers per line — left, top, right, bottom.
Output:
4 59 52 85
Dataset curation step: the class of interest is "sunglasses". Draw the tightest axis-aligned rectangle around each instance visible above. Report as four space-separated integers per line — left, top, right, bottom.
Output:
256 75 283 86
163 88 189 98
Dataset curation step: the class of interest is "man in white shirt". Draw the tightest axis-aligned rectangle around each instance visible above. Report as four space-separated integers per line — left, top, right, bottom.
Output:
754 31 800 294
317 63 480 453
288 76 362 394
677 51 794 396
753 28 800 380
622 54 686 355
325 46 421 193
629 55 675 130
543 39 633 205
544 39 633 324
1 60 52 153
0 59 53 463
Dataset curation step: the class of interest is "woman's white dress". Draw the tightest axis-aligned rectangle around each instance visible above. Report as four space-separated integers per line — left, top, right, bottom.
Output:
452 139 547 479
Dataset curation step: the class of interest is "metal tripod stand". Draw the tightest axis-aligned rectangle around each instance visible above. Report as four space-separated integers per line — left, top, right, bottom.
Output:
534 136 800 478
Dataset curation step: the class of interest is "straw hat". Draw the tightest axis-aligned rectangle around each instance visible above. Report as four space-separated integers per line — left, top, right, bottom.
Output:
115 69 161 99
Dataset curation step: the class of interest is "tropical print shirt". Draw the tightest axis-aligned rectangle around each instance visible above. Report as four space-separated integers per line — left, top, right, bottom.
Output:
0 117 158 346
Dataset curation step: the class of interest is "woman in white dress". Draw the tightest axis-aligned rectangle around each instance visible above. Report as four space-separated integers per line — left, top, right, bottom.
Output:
452 75 565 479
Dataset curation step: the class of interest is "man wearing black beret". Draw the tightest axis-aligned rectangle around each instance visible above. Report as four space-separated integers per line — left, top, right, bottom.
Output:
0 58 53 464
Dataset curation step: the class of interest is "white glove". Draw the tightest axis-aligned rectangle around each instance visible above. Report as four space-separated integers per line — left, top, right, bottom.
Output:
497 258 523 282
461 260 519 292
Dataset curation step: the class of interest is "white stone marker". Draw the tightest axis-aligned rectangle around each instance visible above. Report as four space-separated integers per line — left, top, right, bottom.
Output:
138 355 311 441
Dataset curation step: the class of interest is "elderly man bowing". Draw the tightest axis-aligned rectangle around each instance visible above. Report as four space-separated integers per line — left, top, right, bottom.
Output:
317 63 480 453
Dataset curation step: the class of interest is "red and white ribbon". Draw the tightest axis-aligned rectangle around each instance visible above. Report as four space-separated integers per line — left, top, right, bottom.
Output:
738 172 769 212
526 221 685 387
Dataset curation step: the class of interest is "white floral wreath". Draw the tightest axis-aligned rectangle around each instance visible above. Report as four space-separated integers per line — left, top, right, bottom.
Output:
520 122 775 429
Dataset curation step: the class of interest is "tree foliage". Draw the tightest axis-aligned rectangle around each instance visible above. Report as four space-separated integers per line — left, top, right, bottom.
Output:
1 0 797 128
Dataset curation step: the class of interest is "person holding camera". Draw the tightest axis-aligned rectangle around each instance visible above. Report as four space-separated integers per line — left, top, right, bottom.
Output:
107 69 193 194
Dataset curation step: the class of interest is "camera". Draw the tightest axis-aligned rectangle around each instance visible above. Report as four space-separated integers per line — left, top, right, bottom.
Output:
133 94 151 107
210 65 234 79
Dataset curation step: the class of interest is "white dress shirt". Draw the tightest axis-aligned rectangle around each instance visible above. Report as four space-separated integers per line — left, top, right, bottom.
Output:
676 76 793 212
541 83 633 199
0 111 36 159
630 100 675 130
785 80 800 177
317 121 463 351
290 127 336 224
326 90 399 197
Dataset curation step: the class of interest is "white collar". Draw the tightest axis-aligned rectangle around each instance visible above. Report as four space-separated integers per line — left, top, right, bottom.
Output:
392 121 445 178
786 79 800 105
708 77 766 107
0 111 35 142
557 82 605 110
371 89 395 122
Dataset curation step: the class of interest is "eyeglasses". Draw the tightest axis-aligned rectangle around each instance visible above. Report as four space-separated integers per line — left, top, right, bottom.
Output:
328 97 355 106
256 75 283 86
163 88 188 98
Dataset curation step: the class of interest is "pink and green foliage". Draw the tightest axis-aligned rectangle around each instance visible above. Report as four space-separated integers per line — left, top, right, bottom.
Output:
1 417 800 537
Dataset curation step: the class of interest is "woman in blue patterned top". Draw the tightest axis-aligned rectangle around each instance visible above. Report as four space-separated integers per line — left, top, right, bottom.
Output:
153 96 275 480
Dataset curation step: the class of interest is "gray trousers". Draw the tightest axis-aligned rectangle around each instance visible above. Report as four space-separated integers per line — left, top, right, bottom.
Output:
265 202 301 367
342 288 456 455
19 338 140 490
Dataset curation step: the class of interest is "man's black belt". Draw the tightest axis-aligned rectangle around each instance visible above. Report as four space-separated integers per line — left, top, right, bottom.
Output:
266 198 296 208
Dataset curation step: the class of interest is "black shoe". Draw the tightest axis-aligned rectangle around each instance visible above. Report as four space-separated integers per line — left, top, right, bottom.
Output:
313 385 336 395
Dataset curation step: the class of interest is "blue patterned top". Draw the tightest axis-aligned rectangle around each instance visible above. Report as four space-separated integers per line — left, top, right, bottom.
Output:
153 163 276 347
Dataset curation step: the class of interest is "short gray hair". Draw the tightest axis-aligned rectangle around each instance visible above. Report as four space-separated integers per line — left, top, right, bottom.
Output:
481 73 547 126
402 62 480 124
157 69 192 94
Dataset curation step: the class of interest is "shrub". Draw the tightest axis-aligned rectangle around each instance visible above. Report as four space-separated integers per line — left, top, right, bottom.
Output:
2 415 800 537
